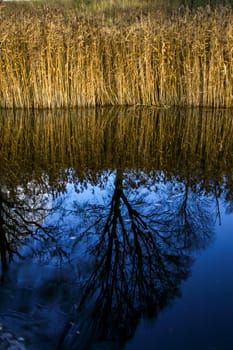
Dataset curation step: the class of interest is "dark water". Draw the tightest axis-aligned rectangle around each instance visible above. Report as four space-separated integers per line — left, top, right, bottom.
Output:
0 107 233 350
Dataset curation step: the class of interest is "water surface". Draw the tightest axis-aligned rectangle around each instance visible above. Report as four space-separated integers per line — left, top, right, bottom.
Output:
0 107 233 350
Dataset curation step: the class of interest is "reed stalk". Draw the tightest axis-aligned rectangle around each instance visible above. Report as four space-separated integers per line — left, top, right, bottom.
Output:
0 3 232 108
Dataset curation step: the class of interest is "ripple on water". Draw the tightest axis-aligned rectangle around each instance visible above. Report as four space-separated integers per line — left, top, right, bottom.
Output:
0 324 26 350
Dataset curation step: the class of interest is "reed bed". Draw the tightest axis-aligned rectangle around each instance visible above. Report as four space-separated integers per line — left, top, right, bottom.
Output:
0 3 232 108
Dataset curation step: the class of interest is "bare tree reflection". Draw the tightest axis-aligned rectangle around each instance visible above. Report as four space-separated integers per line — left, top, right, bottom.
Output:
0 168 229 350
223 175 233 215
0 178 66 281
58 170 214 350
0 188 33 276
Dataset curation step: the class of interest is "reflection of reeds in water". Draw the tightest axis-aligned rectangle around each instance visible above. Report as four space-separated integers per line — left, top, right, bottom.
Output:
0 107 233 182
0 4 232 108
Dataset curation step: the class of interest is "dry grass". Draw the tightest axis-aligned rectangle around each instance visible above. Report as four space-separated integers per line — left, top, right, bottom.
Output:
0 2 232 108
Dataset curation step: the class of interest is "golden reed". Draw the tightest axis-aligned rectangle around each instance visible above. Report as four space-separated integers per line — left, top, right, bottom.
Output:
0 2 232 108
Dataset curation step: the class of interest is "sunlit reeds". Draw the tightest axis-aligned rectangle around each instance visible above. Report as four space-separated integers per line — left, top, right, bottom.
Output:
0 3 232 108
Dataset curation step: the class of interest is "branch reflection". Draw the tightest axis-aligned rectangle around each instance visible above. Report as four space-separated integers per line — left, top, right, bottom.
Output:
58 170 216 350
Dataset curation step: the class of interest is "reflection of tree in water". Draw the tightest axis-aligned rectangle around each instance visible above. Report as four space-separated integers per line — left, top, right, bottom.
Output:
58 169 214 350
224 175 233 215
0 188 34 275
0 168 227 350
0 178 65 281
0 166 230 350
